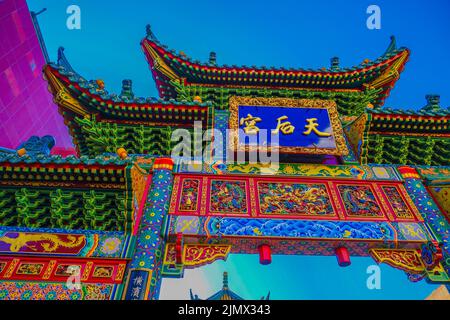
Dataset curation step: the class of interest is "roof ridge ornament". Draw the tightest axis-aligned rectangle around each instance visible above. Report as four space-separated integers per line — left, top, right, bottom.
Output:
57 47 76 74
146 24 157 41
422 94 442 112
209 52 217 66
330 57 340 71
15 135 56 158
384 35 397 55
120 79 135 100
261 291 271 300
223 271 228 288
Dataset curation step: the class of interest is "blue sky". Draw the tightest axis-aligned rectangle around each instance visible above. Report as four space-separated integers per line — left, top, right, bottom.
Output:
160 255 439 300
27 0 450 109
26 0 449 299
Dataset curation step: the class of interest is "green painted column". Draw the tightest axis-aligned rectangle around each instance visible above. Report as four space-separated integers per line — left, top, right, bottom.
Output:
123 158 174 300
398 166 450 282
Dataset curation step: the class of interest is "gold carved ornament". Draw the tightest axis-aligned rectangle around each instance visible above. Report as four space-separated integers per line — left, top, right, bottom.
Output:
370 248 425 274
229 96 349 156
163 243 231 269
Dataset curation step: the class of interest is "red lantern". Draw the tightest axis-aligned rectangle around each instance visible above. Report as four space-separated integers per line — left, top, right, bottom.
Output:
175 233 183 264
335 246 351 267
259 244 272 265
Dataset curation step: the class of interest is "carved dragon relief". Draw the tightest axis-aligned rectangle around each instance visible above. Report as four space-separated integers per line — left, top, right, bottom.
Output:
0 233 85 253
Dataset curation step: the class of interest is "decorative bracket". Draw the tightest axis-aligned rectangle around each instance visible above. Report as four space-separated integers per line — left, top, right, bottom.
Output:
370 248 426 274
421 241 443 270
161 243 231 278
370 245 449 284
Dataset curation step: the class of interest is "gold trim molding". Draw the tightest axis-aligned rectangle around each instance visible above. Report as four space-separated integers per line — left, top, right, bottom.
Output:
229 96 349 156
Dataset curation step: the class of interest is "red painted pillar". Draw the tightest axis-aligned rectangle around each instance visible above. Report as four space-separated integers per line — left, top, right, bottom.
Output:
335 247 351 267
259 244 272 265
175 233 183 264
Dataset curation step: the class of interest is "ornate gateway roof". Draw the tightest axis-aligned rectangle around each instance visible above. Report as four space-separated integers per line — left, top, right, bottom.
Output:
44 48 213 157
142 26 409 114
345 95 450 165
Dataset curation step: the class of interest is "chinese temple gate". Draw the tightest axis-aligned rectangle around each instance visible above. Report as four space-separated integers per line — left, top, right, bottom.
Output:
0 24 449 300
189 272 270 300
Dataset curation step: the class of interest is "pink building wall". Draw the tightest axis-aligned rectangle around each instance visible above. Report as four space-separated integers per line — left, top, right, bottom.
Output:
0 0 73 149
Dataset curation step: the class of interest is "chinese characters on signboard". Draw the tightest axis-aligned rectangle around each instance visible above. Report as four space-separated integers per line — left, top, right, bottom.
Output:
229 97 348 156
124 269 149 300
